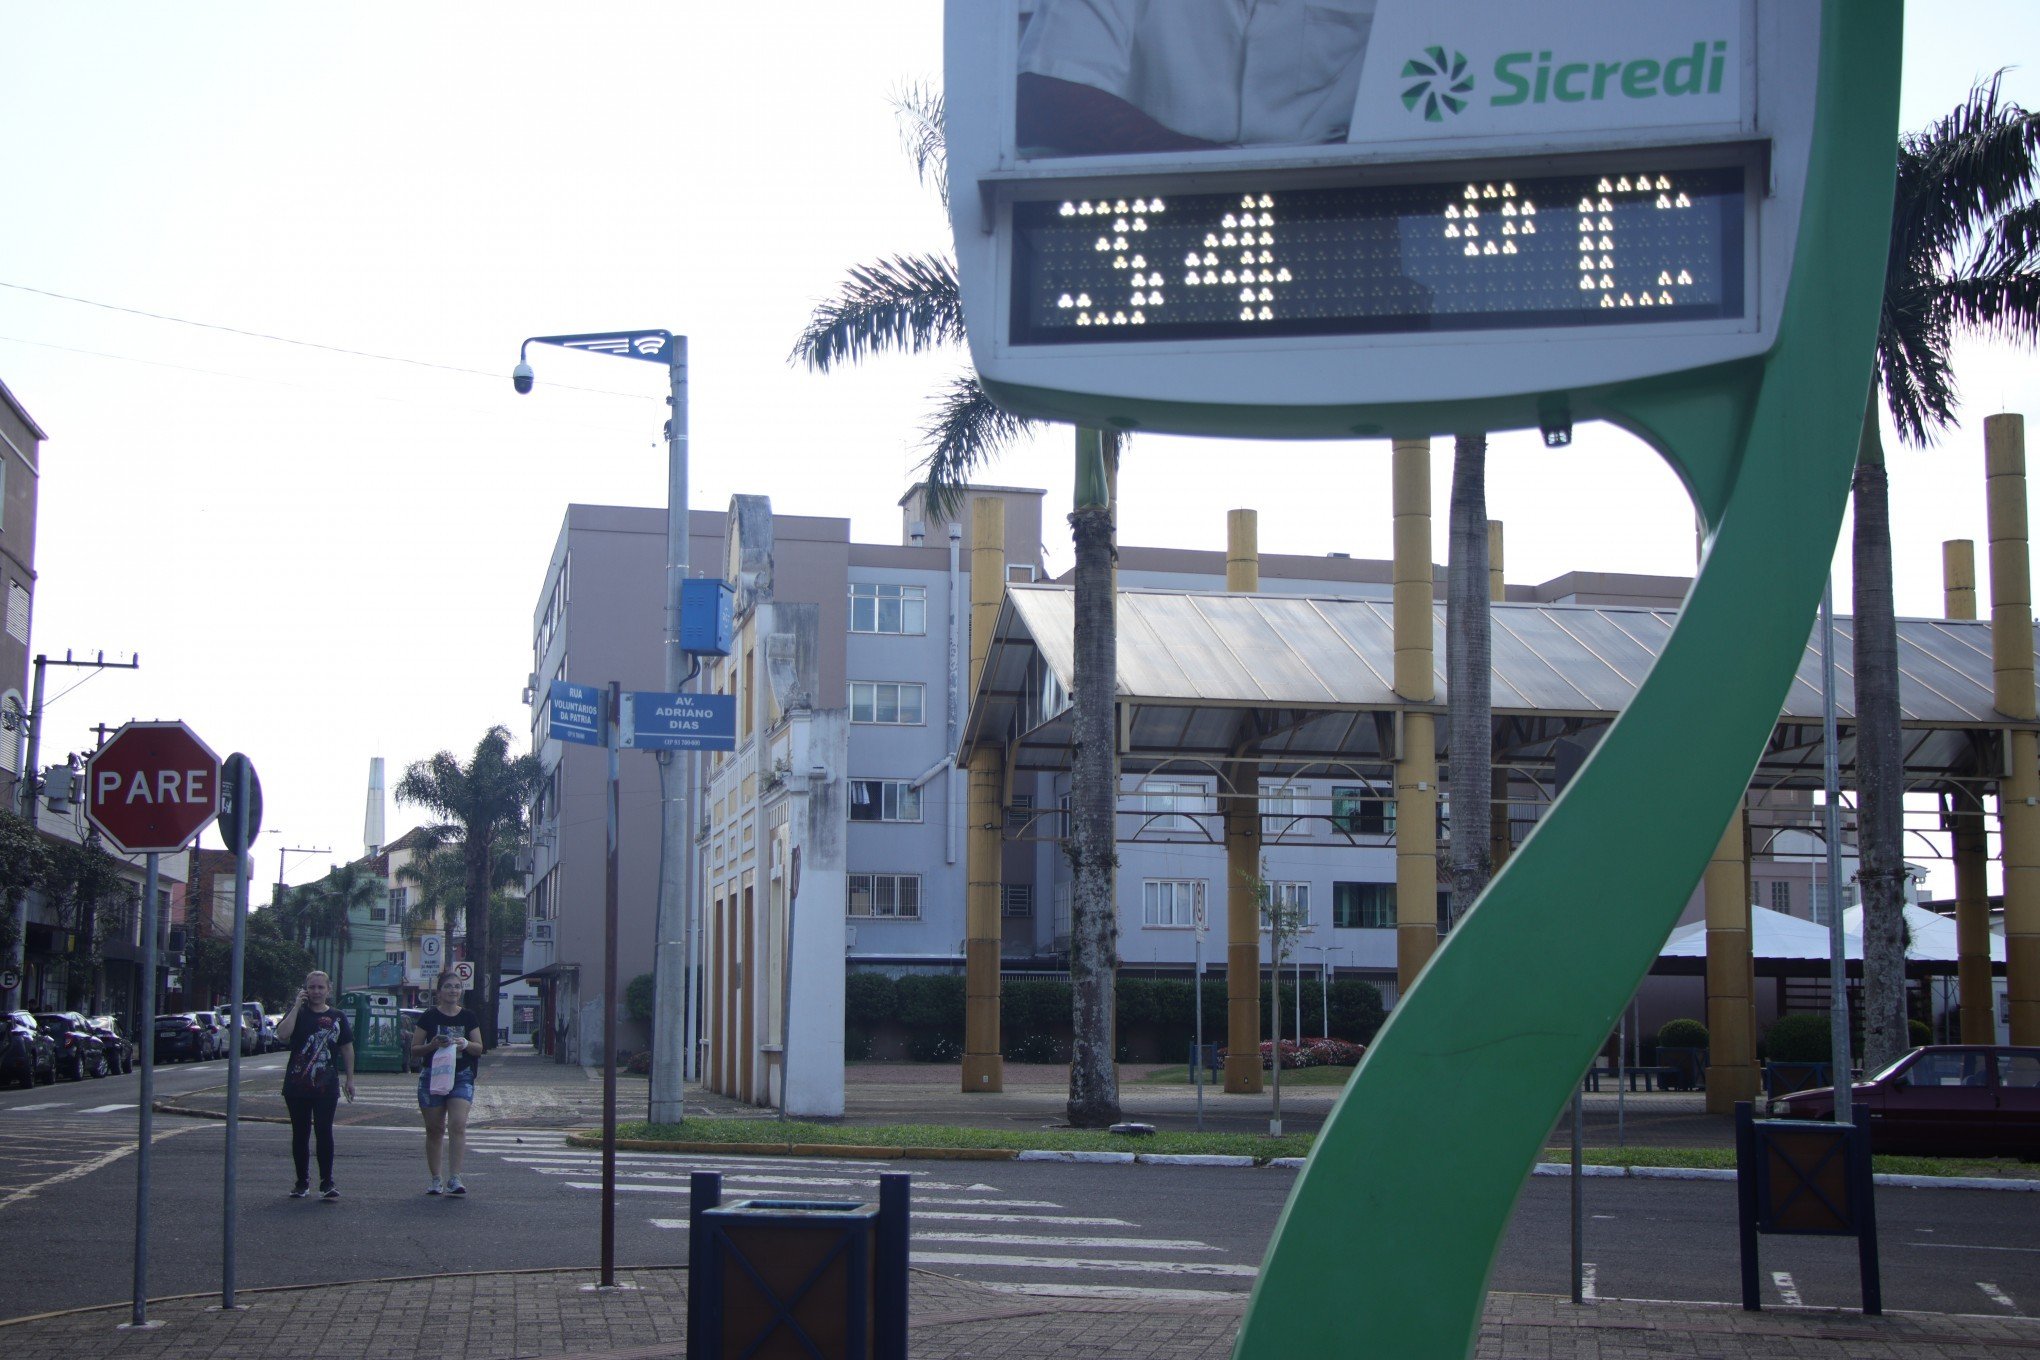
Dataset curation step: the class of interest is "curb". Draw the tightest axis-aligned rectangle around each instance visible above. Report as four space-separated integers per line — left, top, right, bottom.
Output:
1530 1162 2040 1191
563 1135 1019 1161
151 1101 291 1125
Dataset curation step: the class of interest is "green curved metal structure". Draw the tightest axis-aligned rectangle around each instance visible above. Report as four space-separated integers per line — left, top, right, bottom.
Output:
1232 6 1904 1358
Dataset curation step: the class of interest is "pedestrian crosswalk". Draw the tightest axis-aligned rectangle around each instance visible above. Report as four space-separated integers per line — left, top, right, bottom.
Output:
459 1133 1261 1300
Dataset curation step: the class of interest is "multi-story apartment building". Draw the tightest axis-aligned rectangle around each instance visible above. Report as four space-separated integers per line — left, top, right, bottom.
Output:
0 376 40 814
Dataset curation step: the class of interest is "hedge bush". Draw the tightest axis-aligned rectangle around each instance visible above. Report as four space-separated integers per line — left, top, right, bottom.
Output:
841 969 1387 1062
626 972 656 1024
1657 1017 1709 1049
1763 1013 1831 1062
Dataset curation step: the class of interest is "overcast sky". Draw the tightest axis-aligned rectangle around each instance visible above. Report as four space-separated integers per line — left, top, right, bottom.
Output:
2 3 2037 897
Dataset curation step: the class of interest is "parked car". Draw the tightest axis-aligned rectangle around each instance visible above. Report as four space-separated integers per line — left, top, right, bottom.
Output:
260 1014 282 1053
85 1015 135 1075
154 1012 214 1063
213 1003 264 1056
1770 1045 2040 1158
2 1011 58 1088
34 1011 109 1080
191 1011 226 1059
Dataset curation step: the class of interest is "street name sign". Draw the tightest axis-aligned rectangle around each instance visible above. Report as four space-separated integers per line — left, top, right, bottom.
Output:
547 680 607 748
84 721 223 855
620 691 736 751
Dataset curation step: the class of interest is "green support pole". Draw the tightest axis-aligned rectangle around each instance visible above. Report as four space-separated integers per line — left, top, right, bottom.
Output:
1232 6 1903 1359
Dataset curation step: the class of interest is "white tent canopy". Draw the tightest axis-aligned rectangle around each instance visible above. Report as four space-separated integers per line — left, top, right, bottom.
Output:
1660 904 2004 963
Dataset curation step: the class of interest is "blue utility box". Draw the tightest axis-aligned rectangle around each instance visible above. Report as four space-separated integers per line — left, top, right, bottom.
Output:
681 579 735 656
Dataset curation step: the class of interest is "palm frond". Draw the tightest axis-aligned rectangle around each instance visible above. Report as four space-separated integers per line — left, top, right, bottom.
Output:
789 254 965 372
916 370 1034 519
892 82 947 211
1899 73 2040 262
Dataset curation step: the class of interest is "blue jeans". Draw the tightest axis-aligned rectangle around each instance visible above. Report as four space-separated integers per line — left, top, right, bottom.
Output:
417 1070 476 1108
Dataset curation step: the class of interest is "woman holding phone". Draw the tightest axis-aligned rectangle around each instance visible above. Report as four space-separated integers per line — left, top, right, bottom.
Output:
412 970 485 1196
274 970 355 1201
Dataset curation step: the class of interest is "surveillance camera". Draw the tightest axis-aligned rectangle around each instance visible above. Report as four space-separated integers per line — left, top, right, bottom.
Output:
512 362 534 395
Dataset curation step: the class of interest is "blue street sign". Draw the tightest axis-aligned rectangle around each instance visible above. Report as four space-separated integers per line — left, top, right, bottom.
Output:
526 330 675 365
621 691 736 751
548 680 608 747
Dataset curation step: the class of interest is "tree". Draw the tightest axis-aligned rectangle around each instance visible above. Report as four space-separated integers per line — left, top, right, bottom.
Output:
792 88 1123 1124
395 727 541 1048
0 808 50 964
1445 432 1492 933
1855 75 2040 1070
41 831 130 1011
301 860 384 993
186 930 314 1010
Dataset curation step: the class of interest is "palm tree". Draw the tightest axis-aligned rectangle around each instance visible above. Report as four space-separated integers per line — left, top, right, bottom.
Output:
305 860 384 993
1445 432 1492 932
395 842 465 945
792 88 1121 1124
395 727 542 1048
1855 74 2040 1071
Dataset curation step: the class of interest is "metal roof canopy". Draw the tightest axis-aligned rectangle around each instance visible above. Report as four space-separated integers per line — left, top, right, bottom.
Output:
964 584 2040 792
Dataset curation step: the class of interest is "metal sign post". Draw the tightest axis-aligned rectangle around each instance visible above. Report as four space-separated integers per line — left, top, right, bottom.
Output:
601 681 621 1289
124 850 160 1331
219 753 261 1311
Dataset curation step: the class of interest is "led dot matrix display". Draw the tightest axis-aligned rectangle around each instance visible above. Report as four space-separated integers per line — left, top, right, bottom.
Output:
1010 166 1745 345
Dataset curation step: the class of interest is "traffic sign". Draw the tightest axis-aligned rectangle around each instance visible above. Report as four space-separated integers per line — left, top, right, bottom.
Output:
84 721 222 855
421 934 444 970
218 753 263 855
451 961 475 989
0 967 18 991
620 691 736 751
548 680 607 747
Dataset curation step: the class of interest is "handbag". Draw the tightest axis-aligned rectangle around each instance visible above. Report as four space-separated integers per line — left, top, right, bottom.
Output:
428 1040 457 1096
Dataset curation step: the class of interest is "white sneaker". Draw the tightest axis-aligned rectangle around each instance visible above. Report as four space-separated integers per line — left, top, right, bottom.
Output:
445 1176 466 1196
426 1179 443 1196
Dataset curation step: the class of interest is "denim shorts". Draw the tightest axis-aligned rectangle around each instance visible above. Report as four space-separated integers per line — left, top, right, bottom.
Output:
417 1070 476 1109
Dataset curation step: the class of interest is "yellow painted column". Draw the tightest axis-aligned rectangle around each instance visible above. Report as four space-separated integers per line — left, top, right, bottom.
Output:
1393 440 1439 990
1943 539 1994 1041
1986 414 2039 1044
1224 509 1265 1093
1703 801 1759 1112
962 496 1006 1091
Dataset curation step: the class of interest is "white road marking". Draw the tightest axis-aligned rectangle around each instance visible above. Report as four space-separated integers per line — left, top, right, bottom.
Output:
560 1173 971 1191
1580 1263 1597 1301
913 1210 1132 1226
910 1252 1257 1278
982 1283 1245 1302
1 1104 69 1113
1771 1271 1802 1306
0 1123 206 1211
1978 1282 2020 1312
1907 1243 2040 1254
80 1104 138 1114
916 1196 1063 1209
916 1231 1214 1251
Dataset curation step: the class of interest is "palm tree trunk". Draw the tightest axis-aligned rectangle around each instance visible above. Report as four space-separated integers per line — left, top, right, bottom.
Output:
1066 428 1121 1127
467 842 494 1050
1852 394 1910 1069
1446 432 1492 931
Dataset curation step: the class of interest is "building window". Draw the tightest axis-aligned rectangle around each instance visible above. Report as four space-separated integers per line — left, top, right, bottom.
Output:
1259 881 1310 930
5 581 27 645
849 681 925 725
1005 794 1036 834
386 887 408 926
849 582 927 635
1261 782 1303 836
1769 880 1791 914
1007 564 1037 583
848 873 921 919
1142 878 1202 928
1333 881 1396 929
1053 881 1072 941
850 779 923 823
1141 780 1204 833
1002 884 1034 918
1332 788 1393 836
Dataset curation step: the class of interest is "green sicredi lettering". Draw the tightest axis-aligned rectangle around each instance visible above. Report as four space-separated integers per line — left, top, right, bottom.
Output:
1489 40 1726 106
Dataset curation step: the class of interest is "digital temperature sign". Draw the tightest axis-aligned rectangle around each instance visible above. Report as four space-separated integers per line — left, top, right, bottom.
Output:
1010 166 1744 346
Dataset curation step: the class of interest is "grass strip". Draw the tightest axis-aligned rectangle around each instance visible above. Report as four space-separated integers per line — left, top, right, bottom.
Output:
601 1118 2032 1179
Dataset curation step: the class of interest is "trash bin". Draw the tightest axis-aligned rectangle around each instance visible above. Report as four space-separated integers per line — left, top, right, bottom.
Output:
340 990 405 1073
688 1172 908 1360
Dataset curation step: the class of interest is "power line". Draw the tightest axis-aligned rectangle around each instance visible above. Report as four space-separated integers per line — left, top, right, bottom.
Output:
0 280 657 400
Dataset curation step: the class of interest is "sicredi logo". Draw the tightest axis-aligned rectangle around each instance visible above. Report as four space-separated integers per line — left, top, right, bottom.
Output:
1401 48 1474 122
1492 42 1729 106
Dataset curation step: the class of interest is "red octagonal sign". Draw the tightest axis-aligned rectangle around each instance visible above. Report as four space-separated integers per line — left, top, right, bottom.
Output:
85 721 223 855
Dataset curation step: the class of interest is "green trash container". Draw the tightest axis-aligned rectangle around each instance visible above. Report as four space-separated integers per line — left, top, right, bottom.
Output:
341 990 406 1073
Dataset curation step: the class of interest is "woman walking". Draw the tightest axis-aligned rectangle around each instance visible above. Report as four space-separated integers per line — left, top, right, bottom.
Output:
275 970 355 1201
413 971 485 1196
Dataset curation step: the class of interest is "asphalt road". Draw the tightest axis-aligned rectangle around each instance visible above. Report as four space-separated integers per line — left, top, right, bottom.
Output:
3 1065 2035 1320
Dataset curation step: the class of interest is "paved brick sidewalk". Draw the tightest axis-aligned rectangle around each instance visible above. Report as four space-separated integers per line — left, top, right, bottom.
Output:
4 1268 2036 1360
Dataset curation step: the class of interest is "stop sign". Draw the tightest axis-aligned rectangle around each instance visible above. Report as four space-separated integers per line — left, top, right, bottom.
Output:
85 721 223 855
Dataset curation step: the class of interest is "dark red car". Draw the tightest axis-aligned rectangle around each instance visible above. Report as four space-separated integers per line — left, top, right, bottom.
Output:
1769 1045 2040 1158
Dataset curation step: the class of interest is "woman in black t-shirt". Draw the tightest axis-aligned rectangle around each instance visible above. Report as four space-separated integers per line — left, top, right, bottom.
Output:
275 970 355 1201
411 971 484 1196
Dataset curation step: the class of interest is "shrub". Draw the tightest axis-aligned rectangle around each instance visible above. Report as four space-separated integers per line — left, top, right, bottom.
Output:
844 972 894 1030
893 974 965 1032
1908 1018 1932 1048
625 1050 653 1075
1303 1037 1365 1066
1657 1018 1709 1049
906 1030 962 1063
626 972 656 1024
1763 1013 1832 1063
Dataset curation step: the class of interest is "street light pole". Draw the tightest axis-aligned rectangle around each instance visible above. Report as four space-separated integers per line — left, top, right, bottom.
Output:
515 331 694 1122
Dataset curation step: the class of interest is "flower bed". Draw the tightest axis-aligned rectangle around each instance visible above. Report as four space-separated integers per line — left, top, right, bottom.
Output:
1218 1037 1366 1070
